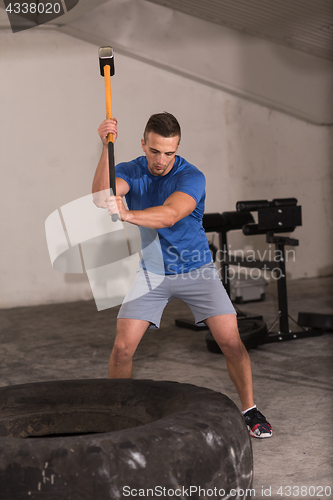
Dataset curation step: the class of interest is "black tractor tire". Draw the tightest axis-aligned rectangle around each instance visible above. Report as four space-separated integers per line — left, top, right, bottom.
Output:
0 379 253 500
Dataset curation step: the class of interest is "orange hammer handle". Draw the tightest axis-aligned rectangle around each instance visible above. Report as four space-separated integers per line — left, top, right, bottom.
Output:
104 64 114 143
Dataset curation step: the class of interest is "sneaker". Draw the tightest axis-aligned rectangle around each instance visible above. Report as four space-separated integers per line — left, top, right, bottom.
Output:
244 408 273 438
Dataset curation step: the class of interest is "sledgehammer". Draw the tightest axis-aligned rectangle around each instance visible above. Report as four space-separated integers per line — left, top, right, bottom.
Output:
99 46 118 222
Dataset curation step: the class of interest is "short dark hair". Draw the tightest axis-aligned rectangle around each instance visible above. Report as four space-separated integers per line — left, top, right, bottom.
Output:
143 112 181 143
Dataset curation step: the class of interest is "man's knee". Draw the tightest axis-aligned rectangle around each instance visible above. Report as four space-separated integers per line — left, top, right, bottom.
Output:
111 340 134 365
111 318 147 365
111 323 138 365
215 332 245 358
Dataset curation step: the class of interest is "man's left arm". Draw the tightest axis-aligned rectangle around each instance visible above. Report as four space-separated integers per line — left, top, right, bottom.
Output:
107 191 197 229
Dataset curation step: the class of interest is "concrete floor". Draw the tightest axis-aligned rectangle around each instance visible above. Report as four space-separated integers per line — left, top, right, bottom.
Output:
0 275 332 499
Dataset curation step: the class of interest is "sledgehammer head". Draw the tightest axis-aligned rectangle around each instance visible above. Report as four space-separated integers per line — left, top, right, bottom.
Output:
99 46 115 77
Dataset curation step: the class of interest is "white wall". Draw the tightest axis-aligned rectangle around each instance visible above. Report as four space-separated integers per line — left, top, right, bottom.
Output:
0 24 332 308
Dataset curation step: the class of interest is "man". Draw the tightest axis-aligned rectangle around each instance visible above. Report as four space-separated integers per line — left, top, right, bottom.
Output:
93 112 272 438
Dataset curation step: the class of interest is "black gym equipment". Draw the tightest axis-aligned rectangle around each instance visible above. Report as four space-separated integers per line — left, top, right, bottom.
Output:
176 198 325 352
236 198 323 343
298 312 333 332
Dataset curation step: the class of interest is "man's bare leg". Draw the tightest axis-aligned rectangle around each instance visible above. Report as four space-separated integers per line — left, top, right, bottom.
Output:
109 318 150 378
205 314 254 411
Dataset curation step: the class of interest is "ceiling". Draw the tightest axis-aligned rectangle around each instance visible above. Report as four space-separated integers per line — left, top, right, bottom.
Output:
145 0 333 60
1 0 332 60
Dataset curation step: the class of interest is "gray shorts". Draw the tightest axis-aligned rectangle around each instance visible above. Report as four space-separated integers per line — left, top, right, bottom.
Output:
117 262 236 329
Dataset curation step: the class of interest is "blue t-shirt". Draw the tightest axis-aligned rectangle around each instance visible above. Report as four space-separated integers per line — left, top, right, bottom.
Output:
115 155 212 274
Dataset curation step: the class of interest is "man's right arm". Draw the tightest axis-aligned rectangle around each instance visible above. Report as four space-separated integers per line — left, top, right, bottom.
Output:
92 119 130 207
